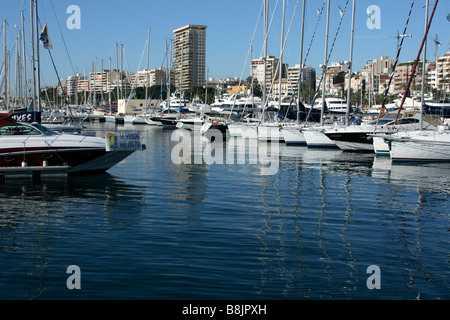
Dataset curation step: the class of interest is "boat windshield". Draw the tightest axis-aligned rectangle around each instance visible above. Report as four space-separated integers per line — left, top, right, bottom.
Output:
30 122 58 135
0 123 42 135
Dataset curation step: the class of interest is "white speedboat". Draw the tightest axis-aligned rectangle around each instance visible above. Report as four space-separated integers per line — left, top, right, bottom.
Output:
0 113 143 173
175 115 205 131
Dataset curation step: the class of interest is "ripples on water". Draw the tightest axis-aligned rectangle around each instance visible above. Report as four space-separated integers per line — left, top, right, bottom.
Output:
0 124 448 300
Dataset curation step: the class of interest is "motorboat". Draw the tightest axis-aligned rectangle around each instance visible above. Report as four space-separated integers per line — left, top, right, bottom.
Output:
324 113 438 152
175 115 206 131
0 113 143 174
423 99 450 118
200 118 229 136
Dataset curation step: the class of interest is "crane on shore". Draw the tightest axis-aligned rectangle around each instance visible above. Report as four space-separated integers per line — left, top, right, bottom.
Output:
430 34 440 62
357 30 412 54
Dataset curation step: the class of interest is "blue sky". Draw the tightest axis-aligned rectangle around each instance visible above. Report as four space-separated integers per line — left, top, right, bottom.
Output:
1 0 449 88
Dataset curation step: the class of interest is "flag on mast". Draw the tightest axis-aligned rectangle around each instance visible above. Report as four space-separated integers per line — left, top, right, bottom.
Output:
39 24 52 49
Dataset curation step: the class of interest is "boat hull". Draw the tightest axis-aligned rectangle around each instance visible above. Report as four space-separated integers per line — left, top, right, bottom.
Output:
390 130 450 162
281 127 306 145
0 134 137 173
324 131 374 152
303 129 338 148
257 125 284 142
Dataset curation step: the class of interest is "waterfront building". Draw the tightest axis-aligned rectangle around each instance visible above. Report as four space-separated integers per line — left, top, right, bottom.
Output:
67 74 81 97
172 24 207 91
436 52 450 93
251 56 287 94
287 64 316 95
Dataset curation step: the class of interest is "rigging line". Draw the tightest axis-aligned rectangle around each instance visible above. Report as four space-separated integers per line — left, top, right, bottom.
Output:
137 38 148 72
258 0 279 59
281 0 326 122
264 0 300 108
376 0 416 125
305 0 349 122
394 0 439 124
147 44 169 110
47 49 73 118
229 1 263 115
150 41 174 113
49 0 76 75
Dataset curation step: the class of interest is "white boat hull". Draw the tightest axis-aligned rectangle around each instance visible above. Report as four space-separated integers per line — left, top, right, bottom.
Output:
390 130 450 162
228 123 259 138
334 140 374 152
281 127 306 145
303 128 337 148
257 125 284 142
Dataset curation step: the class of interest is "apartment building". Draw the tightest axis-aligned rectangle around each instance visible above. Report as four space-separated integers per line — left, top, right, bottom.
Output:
287 64 316 95
251 56 287 93
172 24 207 91
67 74 81 96
89 70 109 93
436 52 450 93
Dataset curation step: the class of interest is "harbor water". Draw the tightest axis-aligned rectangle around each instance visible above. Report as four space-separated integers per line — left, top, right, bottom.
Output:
0 122 448 300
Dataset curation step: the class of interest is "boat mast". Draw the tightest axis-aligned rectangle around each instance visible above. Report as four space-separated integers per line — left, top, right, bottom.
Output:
115 43 119 104
15 37 19 108
108 57 112 108
145 27 150 113
420 0 429 130
278 0 286 112
262 0 269 122
166 38 171 109
120 44 124 100
345 0 356 126
297 0 306 123
29 1 36 110
320 0 330 126
21 10 27 108
34 0 40 111
3 19 8 110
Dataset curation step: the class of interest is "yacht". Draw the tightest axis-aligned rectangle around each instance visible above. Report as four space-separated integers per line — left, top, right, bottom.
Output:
0 113 143 173
313 97 350 114
423 99 450 118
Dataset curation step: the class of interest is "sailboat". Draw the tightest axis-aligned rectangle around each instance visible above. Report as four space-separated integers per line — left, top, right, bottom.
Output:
302 0 340 148
381 0 450 162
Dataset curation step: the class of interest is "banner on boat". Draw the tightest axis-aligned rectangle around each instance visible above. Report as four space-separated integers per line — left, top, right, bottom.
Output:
105 131 142 151
10 111 41 123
